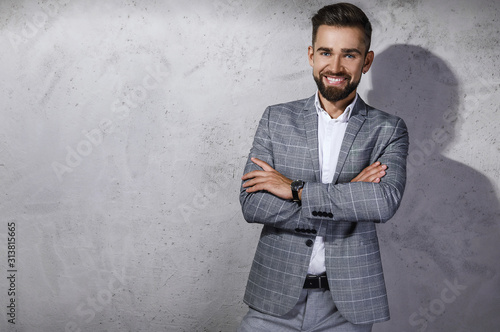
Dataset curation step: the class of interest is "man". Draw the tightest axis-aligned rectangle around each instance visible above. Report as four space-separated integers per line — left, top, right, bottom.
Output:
238 3 408 332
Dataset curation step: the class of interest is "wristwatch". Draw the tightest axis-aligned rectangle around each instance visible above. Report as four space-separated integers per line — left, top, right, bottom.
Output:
291 180 305 202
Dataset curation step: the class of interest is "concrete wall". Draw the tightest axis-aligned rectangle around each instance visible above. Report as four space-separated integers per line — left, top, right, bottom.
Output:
0 0 498 331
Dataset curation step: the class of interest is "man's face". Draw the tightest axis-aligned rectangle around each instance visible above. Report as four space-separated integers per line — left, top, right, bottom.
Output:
308 25 374 103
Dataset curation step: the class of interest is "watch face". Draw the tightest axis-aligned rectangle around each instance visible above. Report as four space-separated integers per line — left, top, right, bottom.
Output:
292 180 304 190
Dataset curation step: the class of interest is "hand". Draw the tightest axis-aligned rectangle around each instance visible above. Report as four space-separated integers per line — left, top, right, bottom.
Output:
242 158 293 199
350 161 387 183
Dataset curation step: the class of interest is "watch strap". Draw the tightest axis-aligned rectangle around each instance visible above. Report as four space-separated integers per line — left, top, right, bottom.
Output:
291 180 304 202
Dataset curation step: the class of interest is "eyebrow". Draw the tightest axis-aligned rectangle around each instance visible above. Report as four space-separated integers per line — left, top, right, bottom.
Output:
316 47 362 55
341 48 362 55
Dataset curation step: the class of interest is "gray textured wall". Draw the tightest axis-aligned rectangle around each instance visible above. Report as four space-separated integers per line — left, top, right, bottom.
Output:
0 0 499 331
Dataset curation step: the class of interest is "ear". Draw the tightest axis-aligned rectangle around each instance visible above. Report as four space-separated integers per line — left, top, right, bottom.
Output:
362 50 374 74
308 46 314 67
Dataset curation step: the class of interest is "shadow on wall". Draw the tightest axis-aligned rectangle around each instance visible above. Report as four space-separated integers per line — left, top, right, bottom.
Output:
367 44 500 330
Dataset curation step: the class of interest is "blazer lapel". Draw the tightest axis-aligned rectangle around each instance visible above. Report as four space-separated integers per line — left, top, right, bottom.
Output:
303 96 321 182
332 97 367 184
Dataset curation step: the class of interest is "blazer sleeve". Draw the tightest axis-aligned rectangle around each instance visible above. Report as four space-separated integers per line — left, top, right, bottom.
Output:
239 106 322 234
301 117 409 223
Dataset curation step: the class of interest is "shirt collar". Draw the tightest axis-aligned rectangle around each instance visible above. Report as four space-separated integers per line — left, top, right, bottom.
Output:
314 91 357 122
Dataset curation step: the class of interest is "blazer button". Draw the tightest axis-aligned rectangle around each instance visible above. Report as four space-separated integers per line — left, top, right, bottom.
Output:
311 229 317 234
305 239 314 247
328 213 333 218
312 211 318 217
295 228 301 233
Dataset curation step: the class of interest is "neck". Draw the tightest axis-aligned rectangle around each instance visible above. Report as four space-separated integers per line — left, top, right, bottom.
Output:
318 91 356 119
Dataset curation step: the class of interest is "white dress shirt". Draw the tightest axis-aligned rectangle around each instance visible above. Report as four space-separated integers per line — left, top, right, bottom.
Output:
307 92 357 275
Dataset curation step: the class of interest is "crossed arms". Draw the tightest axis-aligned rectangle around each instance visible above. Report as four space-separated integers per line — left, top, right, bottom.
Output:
239 108 409 234
242 158 388 200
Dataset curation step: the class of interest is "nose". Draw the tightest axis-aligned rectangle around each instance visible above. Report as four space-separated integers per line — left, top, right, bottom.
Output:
328 55 343 73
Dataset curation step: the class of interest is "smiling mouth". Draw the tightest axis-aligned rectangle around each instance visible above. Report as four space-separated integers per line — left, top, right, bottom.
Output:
323 75 348 86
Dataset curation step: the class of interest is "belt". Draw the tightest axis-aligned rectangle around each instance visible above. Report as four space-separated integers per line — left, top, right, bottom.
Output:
303 273 329 290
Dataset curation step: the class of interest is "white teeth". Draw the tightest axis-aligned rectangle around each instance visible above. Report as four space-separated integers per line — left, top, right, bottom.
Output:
327 77 344 83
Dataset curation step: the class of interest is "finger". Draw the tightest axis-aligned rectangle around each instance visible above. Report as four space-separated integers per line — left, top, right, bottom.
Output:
366 169 386 181
356 162 381 177
368 166 387 177
368 164 387 174
242 170 265 181
242 176 267 188
351 165 387 182
251 157 274 172
245 185 265 193
370 171 386 182
244 180 270 193
364 162 385 173
242 172 275 187
357 167 385 180
242 178 256 188
363 161 381 171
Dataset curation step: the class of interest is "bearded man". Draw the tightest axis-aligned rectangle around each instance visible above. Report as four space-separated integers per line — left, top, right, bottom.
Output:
237 3 409 331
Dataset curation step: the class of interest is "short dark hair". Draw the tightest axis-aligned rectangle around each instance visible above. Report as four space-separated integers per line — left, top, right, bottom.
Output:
311 3 372 52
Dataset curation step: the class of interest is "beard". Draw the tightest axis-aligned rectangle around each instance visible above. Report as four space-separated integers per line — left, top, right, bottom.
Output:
313 71 360 103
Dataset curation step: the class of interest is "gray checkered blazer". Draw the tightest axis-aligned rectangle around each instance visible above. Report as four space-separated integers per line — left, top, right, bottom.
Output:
240 95 409 324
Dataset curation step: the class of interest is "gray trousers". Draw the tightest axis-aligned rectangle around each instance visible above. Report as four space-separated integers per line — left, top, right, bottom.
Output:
237 289 373 332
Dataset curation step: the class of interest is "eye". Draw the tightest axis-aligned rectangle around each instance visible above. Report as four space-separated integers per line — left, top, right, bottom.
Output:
320 52 331 57
345 54 355 59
